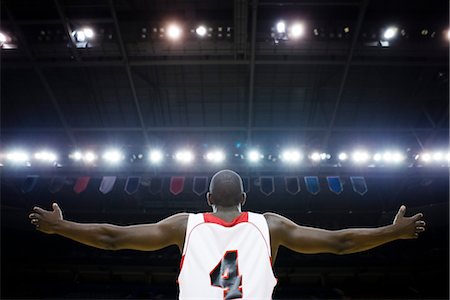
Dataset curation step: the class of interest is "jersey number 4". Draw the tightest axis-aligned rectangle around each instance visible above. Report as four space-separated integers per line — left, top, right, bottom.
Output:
210 250 243 300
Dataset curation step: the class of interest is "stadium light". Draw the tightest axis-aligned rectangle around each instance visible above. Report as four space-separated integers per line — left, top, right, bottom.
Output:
280 149 302 163
167 24 182 40
83 27 94 39
175 150 194 164
205 150 225 163
149 150 163 163
290 23 305 38
352 151 369 163
102 150 123 164
420 153 431 162
0 32 7 43
432 152 443 161
84 151 97 163
338 152 348 161
70 151 83 161
276 21 286 33
196 25 207 37
247 150 263 162
310 152 321 161
383 26 398 40
34 151 57 162
6 150 29 163
373 153 382 161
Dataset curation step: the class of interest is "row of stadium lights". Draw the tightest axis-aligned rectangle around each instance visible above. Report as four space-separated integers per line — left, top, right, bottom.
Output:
2 21 449 47
1 149 450 166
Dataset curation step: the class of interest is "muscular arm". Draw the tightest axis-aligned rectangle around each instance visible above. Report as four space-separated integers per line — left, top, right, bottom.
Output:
265 205 425 257
29 203 188 252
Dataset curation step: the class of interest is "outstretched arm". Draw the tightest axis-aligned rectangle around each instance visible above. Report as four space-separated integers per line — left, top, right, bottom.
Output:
29 203 188 252
265 205 425 256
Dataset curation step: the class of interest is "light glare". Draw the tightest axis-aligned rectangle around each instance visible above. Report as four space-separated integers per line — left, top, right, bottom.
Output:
175 150 194 164
248 150 262 162
149 150 163 163
103 150 123 164
290 23 304 38
281 150 301 163
276 21 286 33
383 27 398 40
167 24 182 40
83 27 94 38
0 32 7 43
205 150 225 163
6 151 29 162
75 30 86 42
338 153 348 161
196 26 207 36
353 151 369 163
421 153 431 162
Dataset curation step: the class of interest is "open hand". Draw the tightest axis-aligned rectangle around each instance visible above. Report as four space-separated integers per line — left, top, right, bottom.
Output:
393 205 426 239
29 203 63 234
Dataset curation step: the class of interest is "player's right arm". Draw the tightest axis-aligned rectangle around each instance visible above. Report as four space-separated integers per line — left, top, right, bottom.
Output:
265 205 425 255
29 203 188 252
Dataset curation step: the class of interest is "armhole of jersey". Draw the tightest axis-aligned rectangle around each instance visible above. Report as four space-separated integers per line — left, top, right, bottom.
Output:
247 212 272 257
181 213 204 256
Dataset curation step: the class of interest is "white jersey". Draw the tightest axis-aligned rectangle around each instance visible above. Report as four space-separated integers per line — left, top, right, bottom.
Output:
178 212 277 299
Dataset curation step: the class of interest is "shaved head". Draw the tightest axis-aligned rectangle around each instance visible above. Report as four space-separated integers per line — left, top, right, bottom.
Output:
209 170 245 207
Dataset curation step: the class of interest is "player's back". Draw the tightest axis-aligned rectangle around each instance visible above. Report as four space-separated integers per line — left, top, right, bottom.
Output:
178 211 277 299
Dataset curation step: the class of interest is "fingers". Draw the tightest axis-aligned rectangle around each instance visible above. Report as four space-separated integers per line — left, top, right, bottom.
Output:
412 213 424 221
33 207 46 214
397 205 406 217
415 220 426 226
28 213 41 220
416 227 425 232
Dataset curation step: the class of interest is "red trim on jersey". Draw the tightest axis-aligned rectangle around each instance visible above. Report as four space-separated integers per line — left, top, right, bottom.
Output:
179 254 185 270
203 212 249 227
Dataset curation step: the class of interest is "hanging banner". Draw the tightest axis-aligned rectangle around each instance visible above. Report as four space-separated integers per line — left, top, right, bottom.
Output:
193 176 208 196
170 176 185 196
242 177 251 193
125 177 140 195
21 175 39 193
304 176 320 195
327 176 343 194
49 176 66 194
149 177 163 195
285 176 301 195
73 176 90 194
99 176 117 194
260 176 275 196
350 176 368 196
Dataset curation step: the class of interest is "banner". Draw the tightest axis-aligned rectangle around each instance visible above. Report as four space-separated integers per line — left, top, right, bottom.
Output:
99 176 117 194
260 176 275 196
125 177 140 195
49 176 66 194
149 177 163 195
21 175 39 193
170 176 185 195
285 176 300 195
327 176 343 194
73 176 90 194
350 176 368 195
193 176 208 196
304 176 320 195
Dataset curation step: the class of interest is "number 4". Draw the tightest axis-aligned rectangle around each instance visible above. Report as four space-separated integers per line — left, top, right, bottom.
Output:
210 250 243 300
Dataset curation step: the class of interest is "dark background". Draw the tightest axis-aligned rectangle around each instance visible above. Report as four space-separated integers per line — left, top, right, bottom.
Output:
1 0 449 299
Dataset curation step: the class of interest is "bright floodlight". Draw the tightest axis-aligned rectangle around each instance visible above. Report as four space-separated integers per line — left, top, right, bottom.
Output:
83 27 94 39
70 151 83 161
149 150 163 163
420 153 431 162
84 152 97 163
352 151 369 163
175 150 194 164
167 24 182 40
196 25 207 36
103 150 123 164
433 152 443 161
373 153 382 161
75 30 86 42
0 32 7 43
34 151 57 162
290 23 304 38
248 150 262 162
383 26 398 40
205 150 225 163
446 153 450 161
276 21 286 33
6 151 29 163
280 150 301 163
310 152 321 161
338 152 348 161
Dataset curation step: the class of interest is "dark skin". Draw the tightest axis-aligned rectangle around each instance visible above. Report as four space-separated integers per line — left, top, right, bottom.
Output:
29 194 425 266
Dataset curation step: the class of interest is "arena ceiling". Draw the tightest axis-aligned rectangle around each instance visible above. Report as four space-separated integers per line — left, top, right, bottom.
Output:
1 0 448 153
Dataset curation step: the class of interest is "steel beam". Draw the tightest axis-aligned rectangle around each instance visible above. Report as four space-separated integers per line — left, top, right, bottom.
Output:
109 0 150 145
2 126 445 133
322 0 369 149
246 0 258 145
53 0 80 61
5 7 77 146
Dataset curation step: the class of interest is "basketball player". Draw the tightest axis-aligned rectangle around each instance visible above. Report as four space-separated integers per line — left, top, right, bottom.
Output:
29 169 426 299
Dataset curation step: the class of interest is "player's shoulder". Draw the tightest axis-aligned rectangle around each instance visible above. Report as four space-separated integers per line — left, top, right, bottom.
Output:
262 212 292 230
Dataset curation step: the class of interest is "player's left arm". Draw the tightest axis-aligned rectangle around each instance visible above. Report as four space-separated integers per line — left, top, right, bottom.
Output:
265 205 425 255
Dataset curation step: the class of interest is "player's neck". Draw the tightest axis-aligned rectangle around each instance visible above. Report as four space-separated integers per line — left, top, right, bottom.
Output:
212 204 242 214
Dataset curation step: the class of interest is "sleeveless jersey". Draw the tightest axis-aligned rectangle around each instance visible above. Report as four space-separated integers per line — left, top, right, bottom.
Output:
178 211 277 299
